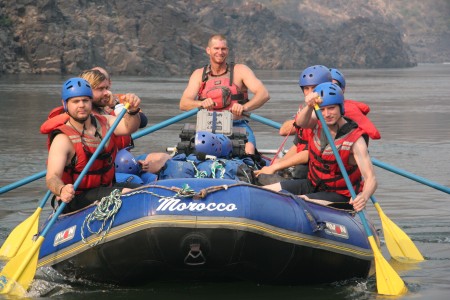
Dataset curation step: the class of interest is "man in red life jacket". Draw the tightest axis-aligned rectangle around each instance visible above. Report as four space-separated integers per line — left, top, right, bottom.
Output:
255 66 380 182
44 77 142 213
79 69 147 150
263 83 377 212
89 66 148 128
42 69 147 151
179 34 270 155
255 65 331 180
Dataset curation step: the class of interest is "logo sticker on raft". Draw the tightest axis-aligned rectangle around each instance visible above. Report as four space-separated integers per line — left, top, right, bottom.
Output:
156 198 238 212
54 225 77 246
324 222 349 239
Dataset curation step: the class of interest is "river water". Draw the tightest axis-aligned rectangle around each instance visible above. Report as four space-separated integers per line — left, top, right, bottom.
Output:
0 64 449 299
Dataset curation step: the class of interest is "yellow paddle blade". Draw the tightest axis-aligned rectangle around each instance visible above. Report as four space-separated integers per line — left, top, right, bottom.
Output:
0 236 44 296
0 207 41 260
374 203 425 263
368 236 408 296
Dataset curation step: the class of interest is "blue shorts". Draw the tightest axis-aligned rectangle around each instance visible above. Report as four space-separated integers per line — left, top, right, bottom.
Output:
233 119 256 147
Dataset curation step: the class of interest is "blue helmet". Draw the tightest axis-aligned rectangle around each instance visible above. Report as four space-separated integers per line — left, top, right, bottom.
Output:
314 82 345 115
299 65 332 88
61 77 93 111
329 68 346 90
115 149 140 175
194 131 222 157
216 134 232 158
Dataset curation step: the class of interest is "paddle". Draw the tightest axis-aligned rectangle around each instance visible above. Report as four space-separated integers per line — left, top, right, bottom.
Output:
372 158 450 195
244 112 449 194
0 171 47 195
313 104 406 295
245 112 429 261
243 112 282 129
0 191 52 260
370 196 424 263
131 107 199 139
0 108 200 195
0 104 131 296
5 108 448 197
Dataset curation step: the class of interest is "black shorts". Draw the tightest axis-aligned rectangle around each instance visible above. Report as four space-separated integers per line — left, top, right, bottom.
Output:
61 182 141 213
291 163 309 179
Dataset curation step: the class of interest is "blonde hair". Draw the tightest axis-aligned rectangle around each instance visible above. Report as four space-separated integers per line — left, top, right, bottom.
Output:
79 69 107 89
91 66 110 81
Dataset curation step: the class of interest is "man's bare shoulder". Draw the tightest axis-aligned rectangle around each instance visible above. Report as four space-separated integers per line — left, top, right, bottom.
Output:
49 132 73 152
52 131 71 142
189 67 205 82
232 64 256 83
233 63 253 73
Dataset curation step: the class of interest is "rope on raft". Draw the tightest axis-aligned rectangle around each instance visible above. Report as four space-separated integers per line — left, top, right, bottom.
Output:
80 185 197 247
122 182 242 200
120 182 328 232
78 182 342 245
187 159 226 179
81 189 122 247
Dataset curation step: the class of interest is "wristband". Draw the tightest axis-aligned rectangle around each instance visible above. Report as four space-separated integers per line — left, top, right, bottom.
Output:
127 107 141 115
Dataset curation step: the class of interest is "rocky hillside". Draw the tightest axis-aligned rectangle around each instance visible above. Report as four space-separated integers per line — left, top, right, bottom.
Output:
0 0 426 76
258 0 450 64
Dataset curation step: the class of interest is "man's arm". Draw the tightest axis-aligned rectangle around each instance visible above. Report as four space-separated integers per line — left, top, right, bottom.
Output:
295 92 320 129
111 94 142 136
254 150 308 176
279 119 296 136
349 137 377 211
236 64 270 112
179 69 214 111
277 145 297 162
46 134 75 202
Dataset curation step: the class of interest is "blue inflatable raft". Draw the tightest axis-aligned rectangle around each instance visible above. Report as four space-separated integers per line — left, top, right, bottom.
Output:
37 178 377 285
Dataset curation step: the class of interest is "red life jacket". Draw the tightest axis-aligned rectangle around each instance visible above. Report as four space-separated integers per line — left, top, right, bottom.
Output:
41 105 132 150
344 99 381 140
307 119 364 197
42 114 117 193
103 102 133 150
197 62 249 111
40 106 70 149
295 127 311 152
295 99 380 153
